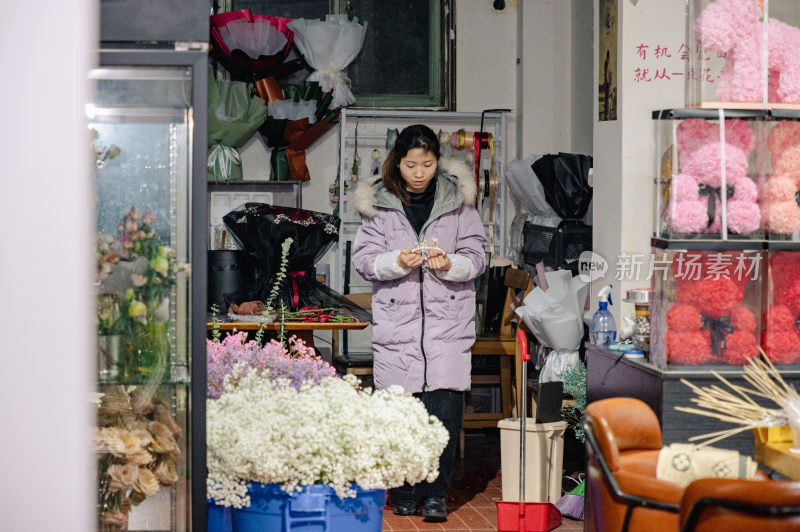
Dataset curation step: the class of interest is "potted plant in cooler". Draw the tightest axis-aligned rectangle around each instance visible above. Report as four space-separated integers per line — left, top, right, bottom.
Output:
206 332 449 532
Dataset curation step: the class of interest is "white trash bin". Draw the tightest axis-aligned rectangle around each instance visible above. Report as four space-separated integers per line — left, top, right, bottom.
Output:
497 419 566 504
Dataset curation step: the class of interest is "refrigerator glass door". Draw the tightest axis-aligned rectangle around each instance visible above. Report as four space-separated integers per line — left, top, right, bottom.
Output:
90 64 193 532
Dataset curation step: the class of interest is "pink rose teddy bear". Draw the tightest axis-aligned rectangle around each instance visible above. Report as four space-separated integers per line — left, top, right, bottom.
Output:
760 120 800 236
669 118 760 236
696 0 800 104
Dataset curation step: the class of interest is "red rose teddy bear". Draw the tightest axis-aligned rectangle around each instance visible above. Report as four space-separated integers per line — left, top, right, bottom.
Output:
669 118 760 236
762 251 800 364
760 121 800 236
667 251 759 365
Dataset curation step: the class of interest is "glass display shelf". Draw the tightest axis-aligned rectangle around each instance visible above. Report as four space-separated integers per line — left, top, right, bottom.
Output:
91 48 207 532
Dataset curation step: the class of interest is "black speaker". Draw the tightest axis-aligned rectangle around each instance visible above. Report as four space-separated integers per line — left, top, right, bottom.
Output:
535 381 564 424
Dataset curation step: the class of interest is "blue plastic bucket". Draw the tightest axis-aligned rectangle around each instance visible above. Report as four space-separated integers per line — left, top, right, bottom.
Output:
208 499 233 532
232 483 386 532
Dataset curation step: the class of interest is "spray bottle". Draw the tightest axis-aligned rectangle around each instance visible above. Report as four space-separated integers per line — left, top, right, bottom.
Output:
589 284 617 346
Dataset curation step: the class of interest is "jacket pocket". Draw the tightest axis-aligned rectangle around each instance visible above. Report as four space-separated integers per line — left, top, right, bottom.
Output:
373 295 420 345
446 293 466 317
431 292 474 341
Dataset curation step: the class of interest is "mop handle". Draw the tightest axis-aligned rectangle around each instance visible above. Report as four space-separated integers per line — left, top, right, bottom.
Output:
517 329 530 505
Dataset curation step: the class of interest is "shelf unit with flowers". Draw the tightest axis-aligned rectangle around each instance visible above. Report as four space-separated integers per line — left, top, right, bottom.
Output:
588 104 800 458
91 49 208 531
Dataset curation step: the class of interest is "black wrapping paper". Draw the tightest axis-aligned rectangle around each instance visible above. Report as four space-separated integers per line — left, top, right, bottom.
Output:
532 153 593 219
222 203 371 321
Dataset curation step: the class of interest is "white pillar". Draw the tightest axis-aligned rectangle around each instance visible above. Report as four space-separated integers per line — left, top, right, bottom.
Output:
0 3 97 530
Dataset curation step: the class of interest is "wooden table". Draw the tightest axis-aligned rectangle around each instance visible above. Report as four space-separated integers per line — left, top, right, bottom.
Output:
754 427 800 480
207 320 369 348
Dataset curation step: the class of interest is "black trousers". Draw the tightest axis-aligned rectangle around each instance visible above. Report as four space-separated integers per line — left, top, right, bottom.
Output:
389 389 464 501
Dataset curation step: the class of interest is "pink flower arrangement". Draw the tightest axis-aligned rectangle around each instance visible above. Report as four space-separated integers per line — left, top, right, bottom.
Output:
207 331 336 399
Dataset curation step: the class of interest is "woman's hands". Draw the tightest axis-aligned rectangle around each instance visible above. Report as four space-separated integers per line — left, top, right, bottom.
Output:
397 248 451 271
426 247 451 271
397 249 423 269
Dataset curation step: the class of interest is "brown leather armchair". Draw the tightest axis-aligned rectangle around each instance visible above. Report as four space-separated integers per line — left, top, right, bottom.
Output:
585 397 682 532
679 477 800 531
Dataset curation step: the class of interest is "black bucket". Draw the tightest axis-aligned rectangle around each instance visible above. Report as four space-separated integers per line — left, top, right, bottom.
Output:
207 250 257 314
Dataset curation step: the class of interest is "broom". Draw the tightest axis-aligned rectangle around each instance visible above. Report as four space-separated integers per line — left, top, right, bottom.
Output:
554 479 584 520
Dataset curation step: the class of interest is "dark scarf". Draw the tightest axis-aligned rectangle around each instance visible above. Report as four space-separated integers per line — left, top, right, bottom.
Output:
403 178 437 236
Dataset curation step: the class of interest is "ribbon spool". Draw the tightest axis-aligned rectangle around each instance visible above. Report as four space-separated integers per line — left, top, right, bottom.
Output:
487 169 499 222
449 130 462 150
438 130 450 147
464 133 475 151
473 132 494 208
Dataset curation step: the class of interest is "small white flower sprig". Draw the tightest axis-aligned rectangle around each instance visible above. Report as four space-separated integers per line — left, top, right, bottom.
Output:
254 237 293 347
411 237 446 285
265 237 293 312
411 237 443 258
206 372 449 508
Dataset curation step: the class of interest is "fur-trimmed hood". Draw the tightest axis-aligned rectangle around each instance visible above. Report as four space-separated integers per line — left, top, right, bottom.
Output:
353 157 477 219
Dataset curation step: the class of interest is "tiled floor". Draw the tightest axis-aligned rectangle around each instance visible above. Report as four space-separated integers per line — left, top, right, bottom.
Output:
381 430 585 531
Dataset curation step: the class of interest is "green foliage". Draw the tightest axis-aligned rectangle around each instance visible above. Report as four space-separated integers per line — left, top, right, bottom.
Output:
561 359 587 442
254 237 293 347
278 301 288 344
265 237 293 312
210 304 221 344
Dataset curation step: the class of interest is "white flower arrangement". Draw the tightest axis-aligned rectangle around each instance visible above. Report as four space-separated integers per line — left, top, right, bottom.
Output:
207 372 449 508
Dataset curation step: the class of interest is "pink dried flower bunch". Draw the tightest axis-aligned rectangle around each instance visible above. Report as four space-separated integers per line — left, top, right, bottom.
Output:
207 331 336 399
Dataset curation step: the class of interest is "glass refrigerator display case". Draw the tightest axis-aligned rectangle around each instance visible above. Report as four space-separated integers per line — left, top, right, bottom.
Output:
90 49 207 531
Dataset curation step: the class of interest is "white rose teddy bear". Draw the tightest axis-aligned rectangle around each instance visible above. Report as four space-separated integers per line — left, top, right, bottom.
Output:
669 118 760 236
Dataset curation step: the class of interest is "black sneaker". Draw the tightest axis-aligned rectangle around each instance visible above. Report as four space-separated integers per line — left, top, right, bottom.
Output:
392 498 418 516
421 496 447 522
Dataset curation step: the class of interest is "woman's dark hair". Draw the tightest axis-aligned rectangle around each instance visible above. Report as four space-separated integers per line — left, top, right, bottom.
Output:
381 124 440 205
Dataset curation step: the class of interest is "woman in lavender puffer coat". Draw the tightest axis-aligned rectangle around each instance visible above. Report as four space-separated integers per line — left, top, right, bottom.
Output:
352 124 486 522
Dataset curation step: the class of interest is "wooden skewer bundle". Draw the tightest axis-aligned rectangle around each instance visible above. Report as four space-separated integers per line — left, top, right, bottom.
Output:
675 351 800 447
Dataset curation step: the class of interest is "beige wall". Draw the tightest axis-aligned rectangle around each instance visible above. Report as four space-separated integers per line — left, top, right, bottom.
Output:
592 0 685 321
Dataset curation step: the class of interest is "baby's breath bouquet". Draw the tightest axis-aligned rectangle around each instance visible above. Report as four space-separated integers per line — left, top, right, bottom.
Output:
207 364 449 508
